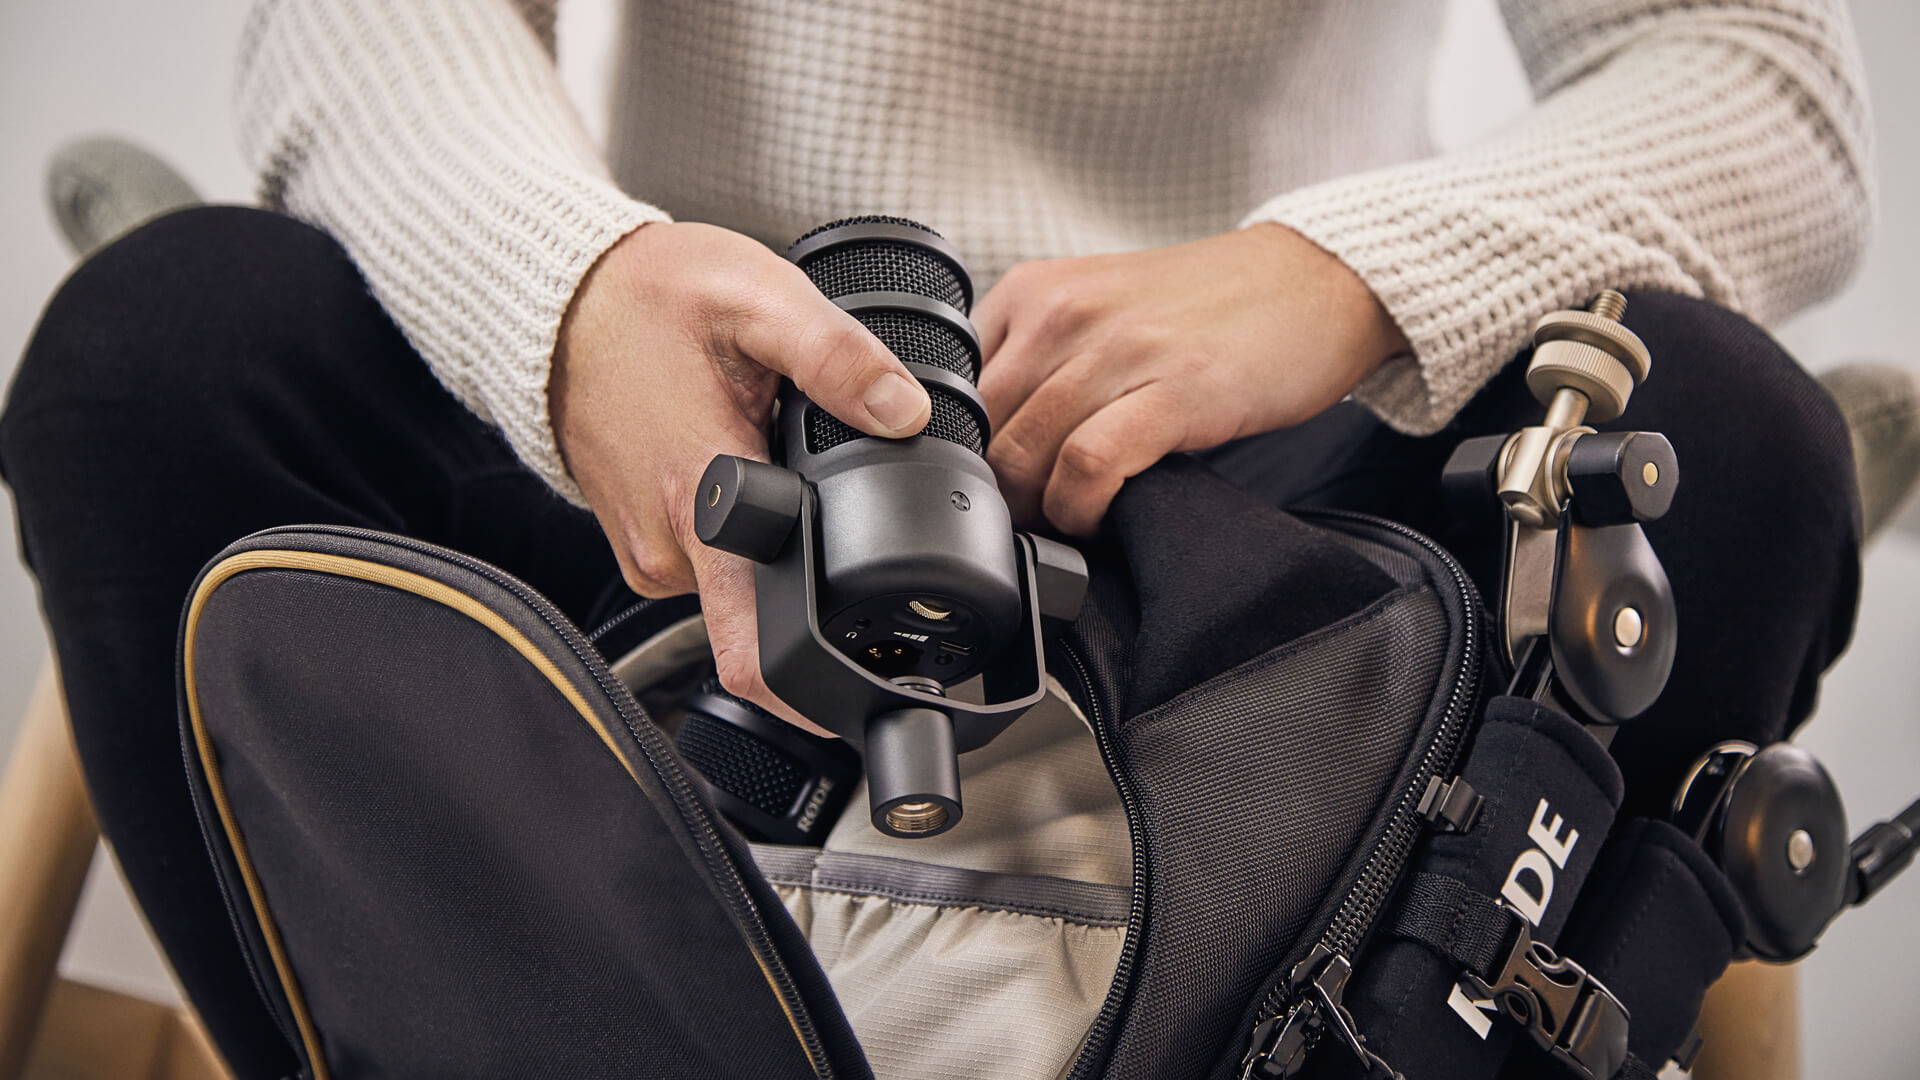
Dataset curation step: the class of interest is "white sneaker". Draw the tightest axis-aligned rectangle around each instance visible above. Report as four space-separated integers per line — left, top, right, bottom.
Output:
1819 362 1920 540
45 136 201 258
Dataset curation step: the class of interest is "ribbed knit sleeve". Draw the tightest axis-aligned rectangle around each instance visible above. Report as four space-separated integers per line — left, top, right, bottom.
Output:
1244 0 1874 436
236 0 667 502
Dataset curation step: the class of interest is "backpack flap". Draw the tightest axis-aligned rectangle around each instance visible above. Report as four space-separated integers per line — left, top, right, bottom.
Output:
177 526 868 1080
1042 459 1486 1080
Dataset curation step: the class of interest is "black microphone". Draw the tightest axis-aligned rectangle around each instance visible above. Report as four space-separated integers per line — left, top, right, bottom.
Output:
693 216 1085 839
673 677 861 846
779 216 1024 682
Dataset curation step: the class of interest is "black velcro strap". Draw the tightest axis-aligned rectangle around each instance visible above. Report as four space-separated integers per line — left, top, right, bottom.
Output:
1612 1052 1660 1080
1387 872 1631 1080
1386 872 1521 981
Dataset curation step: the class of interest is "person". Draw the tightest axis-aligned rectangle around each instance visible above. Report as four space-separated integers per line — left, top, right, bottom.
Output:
0 1 1872 1075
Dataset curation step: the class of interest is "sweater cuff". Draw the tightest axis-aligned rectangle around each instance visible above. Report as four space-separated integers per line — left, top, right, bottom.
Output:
237 0 673 507
1241 176 1683 437
499 195 668 507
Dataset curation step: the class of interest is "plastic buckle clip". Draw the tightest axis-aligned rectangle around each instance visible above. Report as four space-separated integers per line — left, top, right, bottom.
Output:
1418 775 1484 833
1464 913 1630 1080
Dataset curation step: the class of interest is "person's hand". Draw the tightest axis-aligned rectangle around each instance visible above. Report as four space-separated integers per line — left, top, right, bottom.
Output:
975 223 1410 535
551 221 931 733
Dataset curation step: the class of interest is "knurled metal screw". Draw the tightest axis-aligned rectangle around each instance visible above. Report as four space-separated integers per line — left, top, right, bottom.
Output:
1526 290 1650 425
1499 291 1653 527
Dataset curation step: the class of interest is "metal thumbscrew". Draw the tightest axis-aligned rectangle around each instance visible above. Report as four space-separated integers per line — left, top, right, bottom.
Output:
1588 288 1628 324
1498 290 1653 527
1535 289 1634 437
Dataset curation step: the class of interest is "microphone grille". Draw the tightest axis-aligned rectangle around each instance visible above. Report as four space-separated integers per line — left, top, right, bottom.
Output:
675 686 810 817
806 385 985 456
792 215 970 313
859 309 977 382
789 216 988 460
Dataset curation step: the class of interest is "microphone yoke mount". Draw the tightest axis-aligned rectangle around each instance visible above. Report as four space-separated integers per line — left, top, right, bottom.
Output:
696 454 1086 838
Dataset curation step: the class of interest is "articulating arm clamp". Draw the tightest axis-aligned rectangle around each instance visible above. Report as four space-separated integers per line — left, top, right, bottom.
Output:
1443 292 1678 728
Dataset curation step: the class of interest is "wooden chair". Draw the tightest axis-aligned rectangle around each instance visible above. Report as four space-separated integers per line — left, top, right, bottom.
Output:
0 659 230 1080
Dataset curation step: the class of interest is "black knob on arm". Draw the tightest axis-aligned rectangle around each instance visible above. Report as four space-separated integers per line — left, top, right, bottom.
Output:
1567 431 1678 527
1442 434 1510 526
694 454 806 564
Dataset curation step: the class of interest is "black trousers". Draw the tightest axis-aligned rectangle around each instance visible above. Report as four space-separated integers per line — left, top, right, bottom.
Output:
0 207 1860 1075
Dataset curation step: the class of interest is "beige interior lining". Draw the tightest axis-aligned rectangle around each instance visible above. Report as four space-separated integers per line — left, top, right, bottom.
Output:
771 686 1131 1080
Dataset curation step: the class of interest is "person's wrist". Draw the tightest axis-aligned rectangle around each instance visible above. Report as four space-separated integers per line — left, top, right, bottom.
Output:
551 221 665 475
1241 221 1409 384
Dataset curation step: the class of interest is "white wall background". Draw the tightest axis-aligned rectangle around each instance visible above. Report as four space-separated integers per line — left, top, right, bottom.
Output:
0 0 1915 1074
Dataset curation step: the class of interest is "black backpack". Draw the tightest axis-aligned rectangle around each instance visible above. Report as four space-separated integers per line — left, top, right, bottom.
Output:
178 458 1738 1080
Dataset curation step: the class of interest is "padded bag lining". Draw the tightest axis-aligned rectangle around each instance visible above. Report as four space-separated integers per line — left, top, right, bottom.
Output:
599 611 1132 1080
755 685 1130 1080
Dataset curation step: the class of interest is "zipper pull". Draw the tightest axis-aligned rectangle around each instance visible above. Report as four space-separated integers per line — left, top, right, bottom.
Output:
1239 1000 1321 1080
1240 947 1404 1080
1238 946 1346 1079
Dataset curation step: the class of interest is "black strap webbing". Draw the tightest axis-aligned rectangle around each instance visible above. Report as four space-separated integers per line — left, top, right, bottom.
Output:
1385 872 1520 981
1386 872 1634 1080
1612 1053 1660 1080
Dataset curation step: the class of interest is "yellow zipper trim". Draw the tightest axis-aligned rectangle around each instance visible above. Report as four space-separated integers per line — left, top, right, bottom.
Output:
183 549 823 1078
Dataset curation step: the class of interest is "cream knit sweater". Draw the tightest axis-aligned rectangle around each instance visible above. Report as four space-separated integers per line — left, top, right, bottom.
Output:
236 0 1873 505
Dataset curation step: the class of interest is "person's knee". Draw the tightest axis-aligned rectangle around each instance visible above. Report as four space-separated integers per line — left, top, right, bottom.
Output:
1604 293 1860 772
2 207 387 488
12 206 368 406
1619 291 1858 543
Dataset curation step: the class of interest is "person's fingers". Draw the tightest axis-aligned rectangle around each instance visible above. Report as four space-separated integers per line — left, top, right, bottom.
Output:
987 351 1127 521
1041 383 1196 536
971 262 1027 366
597 413 760 599
983 261 1090 403
983 270 1105 422
688 543 835 737
983 307 1105 428
654 427 832 735
728 269 932 438
978 324 1055 431
594 468 700 598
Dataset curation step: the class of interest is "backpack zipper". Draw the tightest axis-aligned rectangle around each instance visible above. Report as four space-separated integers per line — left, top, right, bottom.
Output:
1238 510 1484 1080
1055 640 1148 1080
194 526 838 1080
585 596 658 644
181 769 307 1067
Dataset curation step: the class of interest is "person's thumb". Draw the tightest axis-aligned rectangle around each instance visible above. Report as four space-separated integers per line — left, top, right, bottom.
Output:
730 275 931 438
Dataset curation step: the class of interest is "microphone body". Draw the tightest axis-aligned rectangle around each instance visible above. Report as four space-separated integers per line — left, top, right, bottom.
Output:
779 218 1022 683
695 217 1085 838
